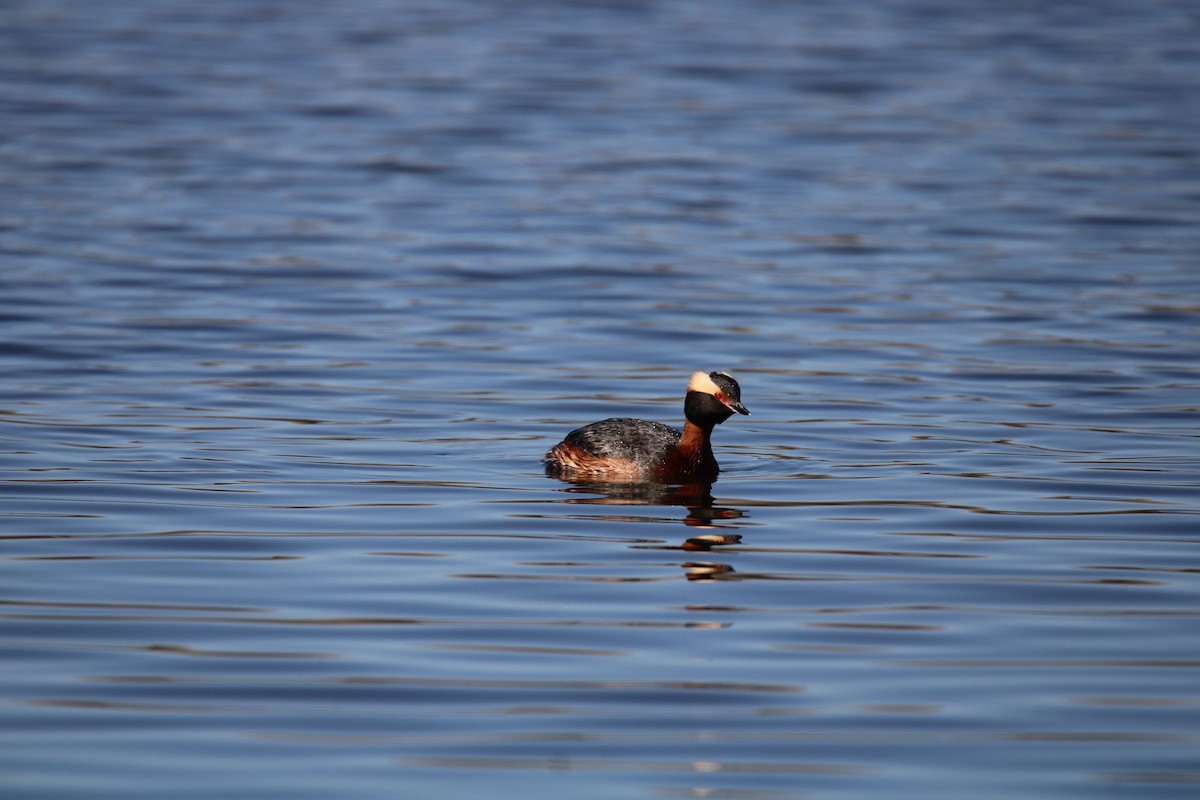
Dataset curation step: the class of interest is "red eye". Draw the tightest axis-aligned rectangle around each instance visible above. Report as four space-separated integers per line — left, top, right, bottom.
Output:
714 392 725 404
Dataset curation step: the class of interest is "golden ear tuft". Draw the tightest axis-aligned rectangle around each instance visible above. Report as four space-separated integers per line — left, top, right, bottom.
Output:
687 371 722 395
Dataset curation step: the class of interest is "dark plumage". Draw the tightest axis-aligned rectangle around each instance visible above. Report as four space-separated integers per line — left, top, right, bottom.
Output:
544 371 749 483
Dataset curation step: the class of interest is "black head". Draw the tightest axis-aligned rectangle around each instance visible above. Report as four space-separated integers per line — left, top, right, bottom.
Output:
684 370 750 427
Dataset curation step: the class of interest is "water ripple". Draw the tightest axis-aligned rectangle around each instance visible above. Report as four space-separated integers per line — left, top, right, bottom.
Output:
3 0 1199 798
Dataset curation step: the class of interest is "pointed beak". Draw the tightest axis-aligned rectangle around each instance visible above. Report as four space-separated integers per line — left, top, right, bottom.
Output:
726 399 750 416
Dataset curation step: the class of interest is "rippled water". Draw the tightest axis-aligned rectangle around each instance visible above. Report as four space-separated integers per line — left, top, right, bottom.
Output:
3 0 1199 797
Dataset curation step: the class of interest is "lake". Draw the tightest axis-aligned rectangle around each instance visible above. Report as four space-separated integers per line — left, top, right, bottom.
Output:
2 0 1198 798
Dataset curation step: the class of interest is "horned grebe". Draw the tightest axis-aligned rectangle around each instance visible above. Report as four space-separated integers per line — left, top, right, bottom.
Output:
543 370 749 483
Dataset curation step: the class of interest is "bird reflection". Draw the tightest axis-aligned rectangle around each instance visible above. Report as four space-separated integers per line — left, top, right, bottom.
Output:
681 533 742 551
548 477 745 580
682 562 738 581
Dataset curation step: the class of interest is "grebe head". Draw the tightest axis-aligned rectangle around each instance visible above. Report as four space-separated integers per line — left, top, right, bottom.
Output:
685 370 750 427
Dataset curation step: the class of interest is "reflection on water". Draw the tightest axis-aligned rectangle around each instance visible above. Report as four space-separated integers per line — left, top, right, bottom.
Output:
3 0 1200 798
546 478 748 579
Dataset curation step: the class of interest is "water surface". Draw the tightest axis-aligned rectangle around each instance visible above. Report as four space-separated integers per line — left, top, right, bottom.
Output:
2 1 1199 798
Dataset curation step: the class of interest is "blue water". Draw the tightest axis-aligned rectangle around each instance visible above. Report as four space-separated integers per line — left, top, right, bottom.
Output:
3 1 1199 798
